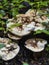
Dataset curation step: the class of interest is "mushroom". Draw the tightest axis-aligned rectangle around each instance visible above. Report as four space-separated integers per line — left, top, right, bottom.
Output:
25 38 47 52
7 9 49 36
0 38 20 61
8 33 21 40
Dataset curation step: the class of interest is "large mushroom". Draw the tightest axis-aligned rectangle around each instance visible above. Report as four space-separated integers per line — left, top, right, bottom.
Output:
7 9 49 37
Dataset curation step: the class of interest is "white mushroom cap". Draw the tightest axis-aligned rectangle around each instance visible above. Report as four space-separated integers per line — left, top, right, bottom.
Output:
25 38 47 52
0 38 20 61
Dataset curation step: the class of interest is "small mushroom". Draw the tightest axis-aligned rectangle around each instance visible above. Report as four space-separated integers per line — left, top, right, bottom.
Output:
25 38 47 52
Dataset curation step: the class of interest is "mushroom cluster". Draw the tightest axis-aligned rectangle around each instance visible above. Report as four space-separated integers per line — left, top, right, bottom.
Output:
0 9 48 62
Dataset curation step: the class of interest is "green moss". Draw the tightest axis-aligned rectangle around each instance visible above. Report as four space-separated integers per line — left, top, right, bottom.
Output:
0 44 5 49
